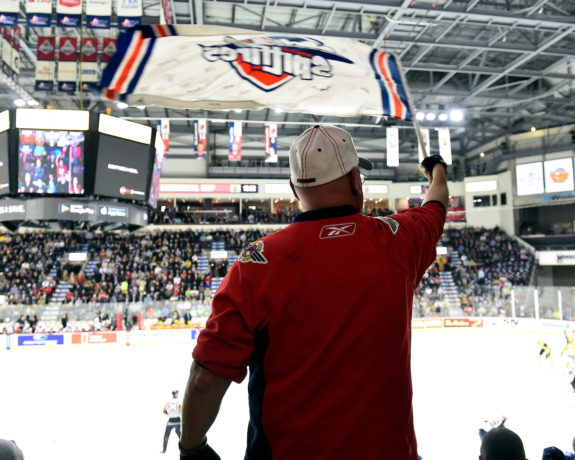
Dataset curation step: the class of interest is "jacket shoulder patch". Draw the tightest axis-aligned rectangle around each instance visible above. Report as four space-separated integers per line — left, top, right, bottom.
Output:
375 216 400 234
239 240 268 264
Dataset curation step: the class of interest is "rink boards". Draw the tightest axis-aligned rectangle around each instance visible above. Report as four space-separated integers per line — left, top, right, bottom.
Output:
1 318 570 351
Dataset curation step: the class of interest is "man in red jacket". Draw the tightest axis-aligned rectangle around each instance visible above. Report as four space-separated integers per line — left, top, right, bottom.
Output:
180 125 449 460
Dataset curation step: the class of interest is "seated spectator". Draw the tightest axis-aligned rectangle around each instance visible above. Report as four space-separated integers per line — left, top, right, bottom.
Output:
542 447 566 460
479 427 526 460
0 439 24 460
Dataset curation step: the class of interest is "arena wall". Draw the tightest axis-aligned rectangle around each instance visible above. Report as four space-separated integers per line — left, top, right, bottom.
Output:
2 318 571 351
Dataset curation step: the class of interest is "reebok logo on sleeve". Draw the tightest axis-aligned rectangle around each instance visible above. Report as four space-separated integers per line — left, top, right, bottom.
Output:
319 223 356 239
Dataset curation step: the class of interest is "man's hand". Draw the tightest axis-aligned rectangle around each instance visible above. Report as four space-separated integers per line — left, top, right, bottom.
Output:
420 154 447 182
179 439 220 460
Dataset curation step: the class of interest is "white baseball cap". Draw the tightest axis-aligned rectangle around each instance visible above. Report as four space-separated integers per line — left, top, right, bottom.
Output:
289 125 372 188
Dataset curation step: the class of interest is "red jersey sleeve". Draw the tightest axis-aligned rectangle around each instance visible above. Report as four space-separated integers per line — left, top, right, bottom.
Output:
389 201 446 286
192 263 256 383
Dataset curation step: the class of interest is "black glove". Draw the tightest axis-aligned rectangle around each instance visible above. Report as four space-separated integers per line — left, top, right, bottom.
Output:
179 439 220 460
420 154 447 180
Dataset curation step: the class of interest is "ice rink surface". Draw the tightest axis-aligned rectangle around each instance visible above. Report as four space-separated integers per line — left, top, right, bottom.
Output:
1 328 574 460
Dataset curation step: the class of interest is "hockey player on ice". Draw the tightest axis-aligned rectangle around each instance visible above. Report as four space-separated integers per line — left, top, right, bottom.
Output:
161 390 182 454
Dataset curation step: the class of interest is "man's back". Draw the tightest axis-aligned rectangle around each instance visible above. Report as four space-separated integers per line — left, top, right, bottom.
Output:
194 202 445 459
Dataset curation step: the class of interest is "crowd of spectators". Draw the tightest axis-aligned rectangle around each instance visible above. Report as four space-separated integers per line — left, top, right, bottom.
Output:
0 232 86 305
0 224 539 325
58 229 269 305
149 201 300 225
443 226 535 316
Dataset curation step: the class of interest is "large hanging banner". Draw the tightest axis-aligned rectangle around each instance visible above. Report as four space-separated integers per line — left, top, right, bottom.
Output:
26 0 52 27
101 37 117 63
80 37 99 91
58 36 78 91
264 123 277 163
228 121 242 162
193 119 207 159
386 127 399 167
418 128 430 163
437 128 452 165
86 0 112 29
0 0 19 26
57 0 82 28
99 25 413 119
117 0 142 30
35 36 55 90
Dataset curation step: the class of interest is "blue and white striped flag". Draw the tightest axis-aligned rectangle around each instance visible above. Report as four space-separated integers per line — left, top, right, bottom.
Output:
100 25 413 120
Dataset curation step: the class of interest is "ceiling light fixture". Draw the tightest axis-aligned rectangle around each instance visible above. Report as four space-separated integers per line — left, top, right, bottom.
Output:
449 109 464 122
425 112 436 121
415 111 425 121
116 102 128 109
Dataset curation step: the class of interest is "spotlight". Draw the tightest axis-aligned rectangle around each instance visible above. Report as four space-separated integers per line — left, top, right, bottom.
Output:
14 98 26 107
480 152 485 158
449 109 464 122
415 111 425 121
438 113 448 122
116 102 128 109
530 126 536 132
425 112 436 121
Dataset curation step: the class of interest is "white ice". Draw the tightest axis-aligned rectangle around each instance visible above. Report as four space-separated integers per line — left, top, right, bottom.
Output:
1 328 573 460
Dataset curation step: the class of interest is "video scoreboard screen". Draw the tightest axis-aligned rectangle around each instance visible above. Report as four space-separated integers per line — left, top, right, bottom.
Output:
17 129 85 195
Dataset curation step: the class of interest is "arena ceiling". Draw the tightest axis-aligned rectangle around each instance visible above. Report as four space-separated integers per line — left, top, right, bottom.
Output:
1 0 575 166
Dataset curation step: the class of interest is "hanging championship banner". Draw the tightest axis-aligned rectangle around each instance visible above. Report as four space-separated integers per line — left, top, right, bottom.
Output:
193 119 207 159
228 121 242 162
437 128 452 165
35 36 55 90
158 118 169 155
101 38 117 63
57 0 82 27
117 0 142 30
10 25 19 82
86 0 111 28
58 36 77 91
99 25 414 120
0 0 19 26
1 28 12 77
386 127 399 167
265 123 278 163
80 37 99 91
26 0 52 27
418 128 430 163
160 0 172 25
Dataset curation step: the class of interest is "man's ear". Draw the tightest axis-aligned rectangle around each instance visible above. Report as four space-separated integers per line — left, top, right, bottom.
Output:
349 167 362 196
289 179 300 201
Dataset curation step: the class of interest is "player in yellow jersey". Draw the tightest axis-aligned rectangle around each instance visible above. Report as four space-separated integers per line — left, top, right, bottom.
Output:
561 326 575 357
537 340 551 362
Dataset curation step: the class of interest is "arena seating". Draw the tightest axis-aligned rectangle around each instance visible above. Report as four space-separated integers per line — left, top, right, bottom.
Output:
0 225 536 331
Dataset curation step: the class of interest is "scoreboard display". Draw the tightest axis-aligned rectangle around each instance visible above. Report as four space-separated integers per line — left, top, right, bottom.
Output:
0 109 158 230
